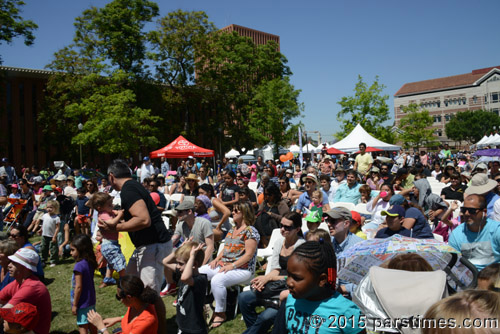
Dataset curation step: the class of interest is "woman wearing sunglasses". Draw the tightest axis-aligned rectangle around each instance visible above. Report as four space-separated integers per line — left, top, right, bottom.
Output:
198 201 259 329
238 211 304 334
87 275 159 334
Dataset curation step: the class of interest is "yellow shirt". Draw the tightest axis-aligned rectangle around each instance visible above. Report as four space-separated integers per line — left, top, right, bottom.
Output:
355 153 373 175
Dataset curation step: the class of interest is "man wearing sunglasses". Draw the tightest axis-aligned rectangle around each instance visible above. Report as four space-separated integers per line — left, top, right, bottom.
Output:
448 194 500 271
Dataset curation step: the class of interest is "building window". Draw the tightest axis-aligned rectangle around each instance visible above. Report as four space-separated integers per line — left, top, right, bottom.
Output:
438 131 442 136
462 97 466 104
493 109 499 116
444 100 448 107
437 101 441 107
445 115 450 121
492 92 499 103
485 95 488 103
473 96 477 104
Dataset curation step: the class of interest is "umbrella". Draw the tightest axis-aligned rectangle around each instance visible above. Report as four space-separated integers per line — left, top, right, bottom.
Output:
354 146 384 154
327 147 346 155
473 149 500 157
337 235 475 290
225 149 239 158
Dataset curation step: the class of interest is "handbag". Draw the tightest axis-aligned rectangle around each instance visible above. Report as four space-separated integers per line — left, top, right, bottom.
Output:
254 279 287 300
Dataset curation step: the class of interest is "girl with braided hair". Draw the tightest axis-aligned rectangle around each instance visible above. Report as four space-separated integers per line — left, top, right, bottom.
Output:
277 241 363 334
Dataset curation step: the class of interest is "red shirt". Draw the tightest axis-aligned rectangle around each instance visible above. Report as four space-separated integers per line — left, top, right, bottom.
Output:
0 275 51 334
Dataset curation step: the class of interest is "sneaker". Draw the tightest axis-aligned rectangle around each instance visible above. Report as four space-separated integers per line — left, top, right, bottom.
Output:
49 263 56 267
160 283 177 297
172 299 177 307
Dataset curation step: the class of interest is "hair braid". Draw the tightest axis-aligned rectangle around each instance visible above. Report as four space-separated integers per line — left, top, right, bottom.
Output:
292 241 337 288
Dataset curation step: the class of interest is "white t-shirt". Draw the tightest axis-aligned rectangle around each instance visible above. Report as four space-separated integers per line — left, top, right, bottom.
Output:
41 213 60 238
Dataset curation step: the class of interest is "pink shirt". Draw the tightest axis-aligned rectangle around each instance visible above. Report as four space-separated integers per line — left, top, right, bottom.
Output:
98 211 119 240
0 276 51 334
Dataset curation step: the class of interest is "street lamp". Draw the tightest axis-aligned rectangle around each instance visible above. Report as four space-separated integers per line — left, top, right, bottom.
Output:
78 123 83 168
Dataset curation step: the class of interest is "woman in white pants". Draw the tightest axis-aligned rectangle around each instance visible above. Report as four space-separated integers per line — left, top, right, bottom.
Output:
199 201 259 328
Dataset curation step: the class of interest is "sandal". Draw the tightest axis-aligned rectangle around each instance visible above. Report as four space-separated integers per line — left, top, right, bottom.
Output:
210 319 226 329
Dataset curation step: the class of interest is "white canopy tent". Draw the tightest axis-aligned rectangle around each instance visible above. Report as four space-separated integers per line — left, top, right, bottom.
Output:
225 148 240 158
331 124 401 153
302 143 319 153
475 135 490 147
483 134 500 146
288 144 300 153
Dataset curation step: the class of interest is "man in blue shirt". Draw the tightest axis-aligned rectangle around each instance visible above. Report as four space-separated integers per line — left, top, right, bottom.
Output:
449 194 500 271
295 173 330 214
333 170 361 204
323 207 363 297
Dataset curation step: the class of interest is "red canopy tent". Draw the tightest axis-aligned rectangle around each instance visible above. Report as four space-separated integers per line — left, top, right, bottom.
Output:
354 146 384 154
326 147 347 155
149 136 214 159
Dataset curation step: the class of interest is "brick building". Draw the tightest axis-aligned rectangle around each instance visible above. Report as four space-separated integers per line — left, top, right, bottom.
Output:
220 24 280 49
394 65 500 142
0 66 53 169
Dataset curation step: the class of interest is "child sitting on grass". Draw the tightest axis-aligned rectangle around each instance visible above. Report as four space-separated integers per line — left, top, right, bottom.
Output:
163 240 208 334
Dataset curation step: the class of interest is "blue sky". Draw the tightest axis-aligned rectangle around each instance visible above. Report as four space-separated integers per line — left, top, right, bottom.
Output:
3 0 500 143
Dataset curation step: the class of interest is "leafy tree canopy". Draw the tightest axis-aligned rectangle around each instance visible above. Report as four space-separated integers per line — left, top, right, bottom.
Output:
398 103 437 149
196 31 293 154
445 110 500 144
249 77 304 153
336 75 393 143
0 0 37 63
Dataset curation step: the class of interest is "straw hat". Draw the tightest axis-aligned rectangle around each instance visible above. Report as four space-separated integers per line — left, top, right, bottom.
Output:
185 173 199 182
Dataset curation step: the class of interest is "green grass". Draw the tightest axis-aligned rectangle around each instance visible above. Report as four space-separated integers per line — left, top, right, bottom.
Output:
44 257 251 334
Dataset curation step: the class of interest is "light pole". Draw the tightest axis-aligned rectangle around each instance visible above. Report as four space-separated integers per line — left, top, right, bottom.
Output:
78 123 83 168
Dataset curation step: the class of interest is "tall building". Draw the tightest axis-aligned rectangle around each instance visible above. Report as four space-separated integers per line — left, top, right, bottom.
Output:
394 65 500 142
220 24 280 49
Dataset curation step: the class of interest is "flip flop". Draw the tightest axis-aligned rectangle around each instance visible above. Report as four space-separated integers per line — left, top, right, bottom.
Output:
210 319 226 329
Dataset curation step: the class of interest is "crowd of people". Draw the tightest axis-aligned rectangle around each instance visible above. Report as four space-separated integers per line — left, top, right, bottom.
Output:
0 143 499 333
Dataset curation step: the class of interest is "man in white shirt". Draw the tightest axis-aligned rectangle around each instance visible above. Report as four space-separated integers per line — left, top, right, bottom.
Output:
140 157 155 183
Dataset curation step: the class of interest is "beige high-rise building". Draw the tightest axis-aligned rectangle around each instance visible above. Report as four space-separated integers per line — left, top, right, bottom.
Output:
394 65 500 142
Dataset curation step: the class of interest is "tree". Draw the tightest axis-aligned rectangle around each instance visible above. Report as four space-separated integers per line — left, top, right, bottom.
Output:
68 71 160 156
249 77 304 154
336 75 393 142
73 0 159 76
148 10 216 132
196 31 292 154
445 110 500 144
40 0 161 161
397 104 437 149
0 0 37 63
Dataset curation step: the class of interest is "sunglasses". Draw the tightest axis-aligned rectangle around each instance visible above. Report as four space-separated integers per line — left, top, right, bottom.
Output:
495 179 500 183
232 207 240 213
305 180 315 184
279 223 295 231
8 233 20 238
460 207 481 215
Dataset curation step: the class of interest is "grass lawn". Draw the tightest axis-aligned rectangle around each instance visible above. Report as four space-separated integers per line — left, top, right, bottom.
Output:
44 256 250 334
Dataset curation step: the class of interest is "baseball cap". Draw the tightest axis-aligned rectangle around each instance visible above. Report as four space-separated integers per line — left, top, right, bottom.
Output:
8 248 39 272
389 194 406 205
176 201 194 211
323 207 352 221
350 211 361 224
381 205 406 217
0 302 39 330
143 156 150 161
42 185 52 192
1 157 8 163
305 209 322 223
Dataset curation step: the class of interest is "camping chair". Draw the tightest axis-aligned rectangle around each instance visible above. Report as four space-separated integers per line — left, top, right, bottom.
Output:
3 198 27 232
353 267 448 334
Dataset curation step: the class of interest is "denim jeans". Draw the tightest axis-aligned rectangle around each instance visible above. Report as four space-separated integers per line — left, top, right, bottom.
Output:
238 290 278 334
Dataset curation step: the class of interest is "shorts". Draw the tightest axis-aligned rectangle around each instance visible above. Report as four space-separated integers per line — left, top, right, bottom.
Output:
33 210 45 221
77 305 95 325
77 214 89 225
101 240 127 272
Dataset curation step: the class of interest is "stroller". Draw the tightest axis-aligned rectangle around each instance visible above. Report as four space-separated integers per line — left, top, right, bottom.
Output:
3 198 27 232
352 254 478 334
